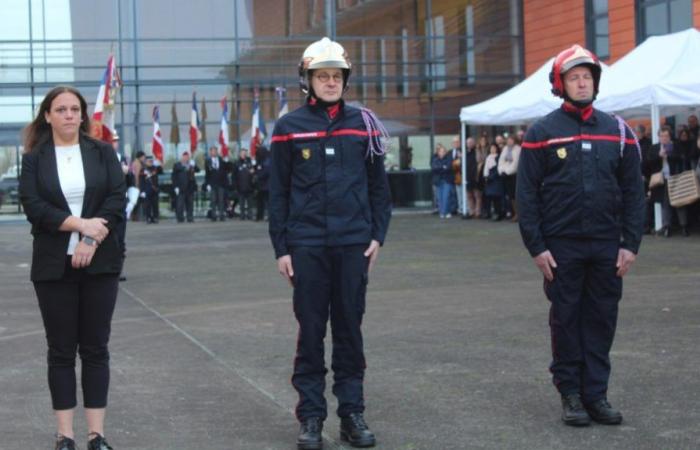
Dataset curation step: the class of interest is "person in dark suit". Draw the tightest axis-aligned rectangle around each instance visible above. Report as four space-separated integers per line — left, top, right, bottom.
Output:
233 149 254 220
171 151 200 223
648 126 692 237
254 145 271 221
204 146 228 221
19 86 125 450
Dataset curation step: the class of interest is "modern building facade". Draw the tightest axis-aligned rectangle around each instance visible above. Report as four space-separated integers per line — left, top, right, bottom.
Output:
1 0 699 208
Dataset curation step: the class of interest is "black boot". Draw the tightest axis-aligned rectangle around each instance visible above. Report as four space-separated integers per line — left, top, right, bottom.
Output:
561 394 591 426
585 398 623 425
87 433 114 450
297 417 323 450
55 436 76 450
340 413 376 448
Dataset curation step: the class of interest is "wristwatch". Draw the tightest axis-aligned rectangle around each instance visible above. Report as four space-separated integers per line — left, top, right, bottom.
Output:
82 236 97 247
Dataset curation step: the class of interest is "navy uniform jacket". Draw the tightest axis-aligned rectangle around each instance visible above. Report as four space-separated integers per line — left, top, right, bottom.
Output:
516 106 645 257
268 100 392 259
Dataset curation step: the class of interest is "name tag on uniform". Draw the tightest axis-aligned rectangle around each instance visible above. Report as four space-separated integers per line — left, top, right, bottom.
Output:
325 147 335 156
582 141 592 152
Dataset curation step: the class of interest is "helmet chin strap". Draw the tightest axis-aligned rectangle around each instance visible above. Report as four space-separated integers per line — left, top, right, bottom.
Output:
563 93 594 109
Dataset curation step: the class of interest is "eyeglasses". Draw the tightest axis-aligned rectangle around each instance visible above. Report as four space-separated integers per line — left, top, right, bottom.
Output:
314 73 343 83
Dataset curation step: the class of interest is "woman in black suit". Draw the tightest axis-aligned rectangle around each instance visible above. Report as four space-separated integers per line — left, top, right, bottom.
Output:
20 86 125 450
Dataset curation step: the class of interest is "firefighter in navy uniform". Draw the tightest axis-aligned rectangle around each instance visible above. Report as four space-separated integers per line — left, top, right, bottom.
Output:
269 37 391 450
516 45 645 427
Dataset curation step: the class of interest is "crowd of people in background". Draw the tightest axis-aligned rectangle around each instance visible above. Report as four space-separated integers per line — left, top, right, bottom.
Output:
432 130 523 222
121 145 272 224
433 114 700 235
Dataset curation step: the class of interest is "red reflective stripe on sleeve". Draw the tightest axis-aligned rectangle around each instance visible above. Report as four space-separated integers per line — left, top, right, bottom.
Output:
523 134 637 149
271 129 378 143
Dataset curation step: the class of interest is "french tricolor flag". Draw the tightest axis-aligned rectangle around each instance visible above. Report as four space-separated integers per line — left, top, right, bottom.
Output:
151 106 164 163
91 53 121 142
189 92 201 154
249 90 267 159
219 96 230 158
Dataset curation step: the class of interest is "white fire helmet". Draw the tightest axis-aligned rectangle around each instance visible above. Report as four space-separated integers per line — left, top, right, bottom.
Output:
298 37 352 95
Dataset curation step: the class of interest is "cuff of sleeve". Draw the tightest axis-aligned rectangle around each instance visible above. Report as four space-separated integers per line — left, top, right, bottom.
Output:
274 245 289 259
527 243 547 258
620 241 639 255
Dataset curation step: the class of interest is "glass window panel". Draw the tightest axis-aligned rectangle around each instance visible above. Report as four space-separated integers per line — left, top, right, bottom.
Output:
595 17 609 35
644 3 669 37
670 0 692 32
1 0 30 40
592 0 608 15
596 37 609 58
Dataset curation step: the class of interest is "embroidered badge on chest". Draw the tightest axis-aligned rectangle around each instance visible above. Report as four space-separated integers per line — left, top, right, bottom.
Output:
301 148 311 160
556 147 567 159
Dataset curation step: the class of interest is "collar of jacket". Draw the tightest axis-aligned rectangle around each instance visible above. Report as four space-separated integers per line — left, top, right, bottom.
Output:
561 101 594 123
37 132 97 154
307 97 345 122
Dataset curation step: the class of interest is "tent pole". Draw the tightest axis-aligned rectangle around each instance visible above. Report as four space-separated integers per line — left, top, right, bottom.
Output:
651 103 663 232
461 121 468 217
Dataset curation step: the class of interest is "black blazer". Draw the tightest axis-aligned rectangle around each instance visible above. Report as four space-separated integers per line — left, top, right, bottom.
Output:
20 134 126 281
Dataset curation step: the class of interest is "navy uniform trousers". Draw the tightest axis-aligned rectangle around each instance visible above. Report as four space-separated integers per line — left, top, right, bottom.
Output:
544 237 622 403
290 244 368 421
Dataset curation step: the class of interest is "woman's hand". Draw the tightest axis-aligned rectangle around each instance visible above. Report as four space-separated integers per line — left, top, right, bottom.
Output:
80 218 109 243
72 240 97 269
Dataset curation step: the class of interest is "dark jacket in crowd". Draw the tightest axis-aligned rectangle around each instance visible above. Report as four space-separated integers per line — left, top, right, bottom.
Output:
171 161 200 193
19 135 126 281
431 155 453 185
233 157 254 194
205 156 229 189
255 151 271 192
517 106 645 257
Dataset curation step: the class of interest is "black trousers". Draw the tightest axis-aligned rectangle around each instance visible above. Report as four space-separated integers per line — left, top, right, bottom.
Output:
144 192 158 222
176 191 194 222
290 245 369 421
255 190 269 221
33 259 119 410
544 238 622 403
210 186 226 220
238 192 253 219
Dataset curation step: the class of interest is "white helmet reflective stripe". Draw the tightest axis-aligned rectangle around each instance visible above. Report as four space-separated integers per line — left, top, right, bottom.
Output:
301 37 350 71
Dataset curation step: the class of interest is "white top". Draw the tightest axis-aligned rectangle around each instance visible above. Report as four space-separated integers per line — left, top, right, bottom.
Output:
497 145 521 176
55 144 85 255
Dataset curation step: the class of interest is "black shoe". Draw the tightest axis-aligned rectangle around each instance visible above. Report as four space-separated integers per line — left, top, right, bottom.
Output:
119 273 127 282
340 413 376 448
55 436 76 450
682 226 690 237
561 394 591 426
297 417 323 450
663 226 671 238
87 433 114 450
584 398 623 425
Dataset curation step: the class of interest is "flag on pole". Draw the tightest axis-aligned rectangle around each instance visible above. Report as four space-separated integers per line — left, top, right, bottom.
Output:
276 86 288 119
170 99 180 147
91 52 122 143
219 96 230 158
151 106 164 163
249 89 267 159
189 92 201 154
228 89 238 147
200 97 208 144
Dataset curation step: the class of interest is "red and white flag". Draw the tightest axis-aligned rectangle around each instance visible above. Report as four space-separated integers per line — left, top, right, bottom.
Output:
151 106 164 162
219 96 230 158
249 89 267 159
189 92 201 154
91 53 122 142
